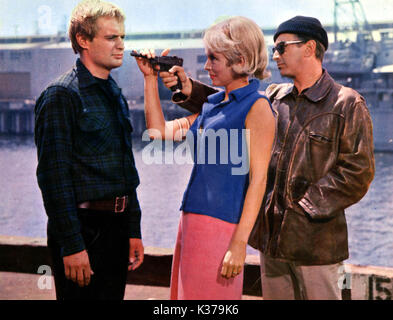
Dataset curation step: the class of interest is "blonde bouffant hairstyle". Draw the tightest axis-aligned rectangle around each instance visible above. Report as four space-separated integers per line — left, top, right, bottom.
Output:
69 0 126 54
203 16 270 80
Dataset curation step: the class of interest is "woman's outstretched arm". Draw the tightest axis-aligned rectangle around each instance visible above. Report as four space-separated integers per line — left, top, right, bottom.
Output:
134 49 198 141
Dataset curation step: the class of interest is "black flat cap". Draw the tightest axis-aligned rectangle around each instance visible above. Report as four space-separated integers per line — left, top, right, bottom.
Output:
274 16 328 50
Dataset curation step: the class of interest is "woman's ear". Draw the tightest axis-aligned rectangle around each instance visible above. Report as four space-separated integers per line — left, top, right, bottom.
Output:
231 55 247 76
232 55 245 71
238 55 246 67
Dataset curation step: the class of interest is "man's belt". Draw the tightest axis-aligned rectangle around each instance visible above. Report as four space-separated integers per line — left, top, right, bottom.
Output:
77 196 129 213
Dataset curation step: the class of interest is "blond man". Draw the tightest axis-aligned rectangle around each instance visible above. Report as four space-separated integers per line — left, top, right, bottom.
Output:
35 0 143 300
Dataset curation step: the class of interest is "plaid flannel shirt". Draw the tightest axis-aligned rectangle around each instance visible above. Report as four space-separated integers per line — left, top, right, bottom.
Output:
35 59 141 257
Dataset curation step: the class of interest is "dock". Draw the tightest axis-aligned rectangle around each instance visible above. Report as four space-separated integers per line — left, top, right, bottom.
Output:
0 100 189 137
1 96 392 152
1 235 393 300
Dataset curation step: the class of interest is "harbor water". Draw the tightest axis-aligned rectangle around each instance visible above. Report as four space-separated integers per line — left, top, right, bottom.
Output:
0 136 392 268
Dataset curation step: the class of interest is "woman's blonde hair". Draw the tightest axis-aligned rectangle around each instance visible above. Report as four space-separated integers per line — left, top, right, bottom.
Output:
203 16 270 80
68 0 126 54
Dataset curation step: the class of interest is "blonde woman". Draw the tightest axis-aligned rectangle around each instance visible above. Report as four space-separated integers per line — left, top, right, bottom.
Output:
135 16 275 300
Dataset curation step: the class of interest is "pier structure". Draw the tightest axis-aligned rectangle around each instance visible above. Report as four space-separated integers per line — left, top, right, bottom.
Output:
1 235 393 300
0 100 35 135
0 100 190 137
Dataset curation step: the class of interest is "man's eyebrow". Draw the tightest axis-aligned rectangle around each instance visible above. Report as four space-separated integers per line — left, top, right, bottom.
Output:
105 34 125 38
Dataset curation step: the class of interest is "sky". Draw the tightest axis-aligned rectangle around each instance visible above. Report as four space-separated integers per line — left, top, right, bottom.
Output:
0 0 392 37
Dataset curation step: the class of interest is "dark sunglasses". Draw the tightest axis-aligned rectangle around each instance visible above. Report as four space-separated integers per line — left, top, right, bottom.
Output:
272 40 306 55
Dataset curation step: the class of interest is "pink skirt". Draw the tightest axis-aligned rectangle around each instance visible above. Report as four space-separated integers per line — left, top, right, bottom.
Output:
170 212 243 300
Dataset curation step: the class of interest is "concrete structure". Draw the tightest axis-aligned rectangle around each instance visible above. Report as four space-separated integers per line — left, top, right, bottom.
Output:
0 235 262 299
1 235 393 300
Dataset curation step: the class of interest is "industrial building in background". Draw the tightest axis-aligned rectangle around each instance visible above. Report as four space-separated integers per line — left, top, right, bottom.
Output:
0 0 392 151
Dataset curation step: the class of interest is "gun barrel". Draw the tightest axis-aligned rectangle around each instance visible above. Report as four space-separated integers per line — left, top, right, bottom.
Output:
130 50 183 66
130 50 183 92
130 51 145 58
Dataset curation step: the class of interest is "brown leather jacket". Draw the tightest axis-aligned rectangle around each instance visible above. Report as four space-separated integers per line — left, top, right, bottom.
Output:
176 70 375 265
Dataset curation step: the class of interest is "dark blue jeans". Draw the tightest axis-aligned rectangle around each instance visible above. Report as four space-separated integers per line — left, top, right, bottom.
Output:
48 209 130 300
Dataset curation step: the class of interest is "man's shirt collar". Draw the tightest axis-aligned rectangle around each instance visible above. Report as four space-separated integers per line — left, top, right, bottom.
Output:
76 58 119 95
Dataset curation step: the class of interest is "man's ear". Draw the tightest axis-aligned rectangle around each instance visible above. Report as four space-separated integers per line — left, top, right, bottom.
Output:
76 33 90 51
304 40 316 58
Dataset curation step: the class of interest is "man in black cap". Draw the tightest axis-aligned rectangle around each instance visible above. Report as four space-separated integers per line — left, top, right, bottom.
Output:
160 16 375 300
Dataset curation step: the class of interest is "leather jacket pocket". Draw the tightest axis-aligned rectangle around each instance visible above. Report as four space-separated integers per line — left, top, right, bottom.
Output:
308 131 335 180
277 207 342 263
77 112 113 156
309 132 333 143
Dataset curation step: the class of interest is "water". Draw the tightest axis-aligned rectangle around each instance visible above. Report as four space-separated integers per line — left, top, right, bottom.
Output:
0 136 392 268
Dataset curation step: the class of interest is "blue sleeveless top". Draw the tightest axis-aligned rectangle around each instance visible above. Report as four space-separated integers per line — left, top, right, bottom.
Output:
180 79 271 224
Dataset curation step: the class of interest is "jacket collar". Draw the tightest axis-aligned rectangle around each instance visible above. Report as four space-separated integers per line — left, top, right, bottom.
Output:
276 69 334 102
207 78 260 105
